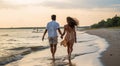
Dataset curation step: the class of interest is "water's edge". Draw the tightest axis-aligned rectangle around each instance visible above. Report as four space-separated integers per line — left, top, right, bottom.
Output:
0 46 49 65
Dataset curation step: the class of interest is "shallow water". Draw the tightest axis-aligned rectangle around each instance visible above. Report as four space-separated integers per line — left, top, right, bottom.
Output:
0 29 109 66
0 29 48 63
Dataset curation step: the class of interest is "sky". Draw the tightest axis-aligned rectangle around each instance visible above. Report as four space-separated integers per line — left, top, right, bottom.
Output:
0 0 120 28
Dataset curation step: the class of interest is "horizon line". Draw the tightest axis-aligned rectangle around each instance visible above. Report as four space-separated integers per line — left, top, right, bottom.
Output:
0 26 90 29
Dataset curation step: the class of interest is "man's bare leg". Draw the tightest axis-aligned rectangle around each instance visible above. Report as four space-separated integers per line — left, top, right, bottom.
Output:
50 44 55 62
53 44 57 62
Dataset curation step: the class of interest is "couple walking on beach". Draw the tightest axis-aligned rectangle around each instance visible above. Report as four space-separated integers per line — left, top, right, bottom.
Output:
42 14 79 66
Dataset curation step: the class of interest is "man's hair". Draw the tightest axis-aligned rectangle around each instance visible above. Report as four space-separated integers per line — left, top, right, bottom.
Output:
51 15 56 20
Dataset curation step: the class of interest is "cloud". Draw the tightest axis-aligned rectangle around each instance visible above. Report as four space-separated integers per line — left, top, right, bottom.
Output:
0 0 21 9
0 0 43 9
0 0 120 11
41 0 120 8
0 1 8 8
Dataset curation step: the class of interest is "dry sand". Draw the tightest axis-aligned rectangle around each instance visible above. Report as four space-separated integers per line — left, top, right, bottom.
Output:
86 28 120 66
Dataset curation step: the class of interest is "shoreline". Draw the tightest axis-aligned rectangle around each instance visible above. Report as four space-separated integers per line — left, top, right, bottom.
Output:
0 46 49 65
1 28 119 66
86 28 120 66
5 31 109 66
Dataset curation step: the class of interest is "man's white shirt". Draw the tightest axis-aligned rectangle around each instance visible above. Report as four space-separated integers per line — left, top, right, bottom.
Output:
46 21 60 38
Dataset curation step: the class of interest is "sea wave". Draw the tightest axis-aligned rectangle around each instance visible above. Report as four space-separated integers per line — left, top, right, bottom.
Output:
0 46 49 65
7 39 18 41
0 34 9 36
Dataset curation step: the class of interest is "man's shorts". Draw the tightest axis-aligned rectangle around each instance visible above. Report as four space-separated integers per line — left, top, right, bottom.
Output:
48 36 58 44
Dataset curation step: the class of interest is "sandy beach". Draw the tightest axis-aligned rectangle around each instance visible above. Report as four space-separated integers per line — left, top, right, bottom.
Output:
86 28 120 66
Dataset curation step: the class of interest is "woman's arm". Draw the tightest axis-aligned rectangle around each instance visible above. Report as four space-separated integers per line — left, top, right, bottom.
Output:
61 25 66 39
74 28 77 43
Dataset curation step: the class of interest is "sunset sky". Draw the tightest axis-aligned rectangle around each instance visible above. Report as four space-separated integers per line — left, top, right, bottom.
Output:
0 0 120 28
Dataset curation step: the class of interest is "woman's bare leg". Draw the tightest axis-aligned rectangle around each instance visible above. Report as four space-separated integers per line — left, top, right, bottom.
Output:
67 42 72 66
68 42 74 66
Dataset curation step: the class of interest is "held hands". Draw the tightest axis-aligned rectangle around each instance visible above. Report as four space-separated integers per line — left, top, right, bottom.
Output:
61 35 63 39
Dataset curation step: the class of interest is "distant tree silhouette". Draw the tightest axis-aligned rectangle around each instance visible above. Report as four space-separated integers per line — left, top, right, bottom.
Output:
91 15 120 28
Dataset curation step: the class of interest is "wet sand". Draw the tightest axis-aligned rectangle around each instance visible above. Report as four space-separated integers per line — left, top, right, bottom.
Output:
86 28 120 66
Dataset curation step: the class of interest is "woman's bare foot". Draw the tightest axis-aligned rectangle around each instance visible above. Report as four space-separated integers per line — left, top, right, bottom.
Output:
69 61 72 66
68 56 72 66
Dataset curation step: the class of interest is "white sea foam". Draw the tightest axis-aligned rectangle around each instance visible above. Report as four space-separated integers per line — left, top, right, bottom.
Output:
1 29 109 66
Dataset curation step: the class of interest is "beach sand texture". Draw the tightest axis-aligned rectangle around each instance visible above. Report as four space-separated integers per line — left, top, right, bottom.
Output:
86 28 120 66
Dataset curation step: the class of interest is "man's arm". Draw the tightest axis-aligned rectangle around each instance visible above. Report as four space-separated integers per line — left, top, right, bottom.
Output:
42 29 47 41
58 28 62 36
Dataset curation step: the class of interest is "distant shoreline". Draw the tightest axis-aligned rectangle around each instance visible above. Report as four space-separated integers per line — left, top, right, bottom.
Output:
0 27 46 29
0 26 90 29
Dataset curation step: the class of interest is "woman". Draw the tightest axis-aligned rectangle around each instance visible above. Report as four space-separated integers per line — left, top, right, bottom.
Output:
61 17 79 65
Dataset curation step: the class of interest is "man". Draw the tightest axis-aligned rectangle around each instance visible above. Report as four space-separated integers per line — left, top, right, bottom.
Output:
42 14 62 62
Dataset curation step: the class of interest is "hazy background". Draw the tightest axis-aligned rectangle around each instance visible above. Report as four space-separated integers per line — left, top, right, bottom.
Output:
0 0 120 28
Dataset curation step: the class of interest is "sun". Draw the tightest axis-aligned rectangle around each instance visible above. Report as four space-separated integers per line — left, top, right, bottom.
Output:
4 0 44 5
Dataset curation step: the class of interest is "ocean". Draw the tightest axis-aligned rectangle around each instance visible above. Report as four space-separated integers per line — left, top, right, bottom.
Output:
0 29 109 66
